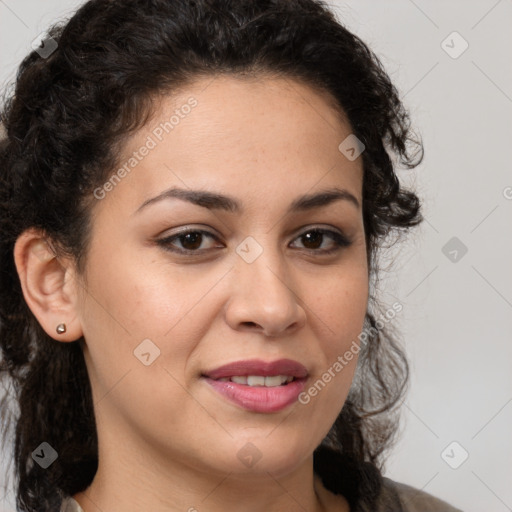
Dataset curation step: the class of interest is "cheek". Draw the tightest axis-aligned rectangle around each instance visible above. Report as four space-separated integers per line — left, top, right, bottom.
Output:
78 251 208 430
82 242 193 337
79 245 224 385
302 264 368 413
313 264 369 347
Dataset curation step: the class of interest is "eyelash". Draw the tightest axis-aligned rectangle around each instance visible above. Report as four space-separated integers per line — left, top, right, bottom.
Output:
156 227 352 256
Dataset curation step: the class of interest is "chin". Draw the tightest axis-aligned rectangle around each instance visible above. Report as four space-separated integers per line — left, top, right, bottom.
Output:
222 439 309 478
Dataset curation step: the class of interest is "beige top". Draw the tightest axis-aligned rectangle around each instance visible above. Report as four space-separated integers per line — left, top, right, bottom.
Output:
388 480 463 511
60 479 463 511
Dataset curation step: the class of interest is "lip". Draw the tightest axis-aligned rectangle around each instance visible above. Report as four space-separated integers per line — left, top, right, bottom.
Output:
201 358 309 413
202 358 308 380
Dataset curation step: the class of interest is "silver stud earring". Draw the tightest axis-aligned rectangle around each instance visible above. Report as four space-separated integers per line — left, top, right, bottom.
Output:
56 323 67 334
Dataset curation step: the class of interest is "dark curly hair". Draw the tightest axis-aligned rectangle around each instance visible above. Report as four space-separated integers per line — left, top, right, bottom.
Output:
0 1 423 511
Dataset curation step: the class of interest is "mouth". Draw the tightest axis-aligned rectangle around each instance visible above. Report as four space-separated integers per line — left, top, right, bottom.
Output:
211 375 296 386
202 357 308 381
201 358 309 413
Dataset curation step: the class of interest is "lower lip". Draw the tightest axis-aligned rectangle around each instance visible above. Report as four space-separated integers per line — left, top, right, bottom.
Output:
203 377 307 413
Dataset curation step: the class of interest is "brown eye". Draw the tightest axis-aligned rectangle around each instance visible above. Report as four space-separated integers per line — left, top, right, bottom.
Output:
290 228 352 254
157 229 221 254
300 231 323 250
176 232 204 251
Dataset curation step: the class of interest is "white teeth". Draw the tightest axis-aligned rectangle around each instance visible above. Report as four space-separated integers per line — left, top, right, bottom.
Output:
247 376 266 386
222 375 294 387
261 375 286 387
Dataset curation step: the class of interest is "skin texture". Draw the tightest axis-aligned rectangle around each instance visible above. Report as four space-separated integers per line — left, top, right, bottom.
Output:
14 75 368 512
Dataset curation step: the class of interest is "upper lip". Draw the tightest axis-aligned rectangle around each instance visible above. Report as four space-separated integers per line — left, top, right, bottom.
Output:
203 358 308 380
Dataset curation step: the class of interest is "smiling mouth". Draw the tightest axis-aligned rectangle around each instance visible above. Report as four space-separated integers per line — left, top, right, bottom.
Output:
200 374 308 413
200 358 309 412
210 375 296 386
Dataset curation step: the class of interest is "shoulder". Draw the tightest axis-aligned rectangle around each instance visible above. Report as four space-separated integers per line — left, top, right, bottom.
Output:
381 477 464 512
60 496 84 512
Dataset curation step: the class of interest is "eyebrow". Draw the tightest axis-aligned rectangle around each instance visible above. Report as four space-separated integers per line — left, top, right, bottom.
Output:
134 186 360 215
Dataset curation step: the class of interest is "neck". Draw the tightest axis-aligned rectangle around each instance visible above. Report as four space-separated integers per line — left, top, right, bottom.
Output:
72 433 348 512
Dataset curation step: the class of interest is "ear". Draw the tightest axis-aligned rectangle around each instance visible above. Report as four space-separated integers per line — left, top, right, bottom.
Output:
13 228 83 342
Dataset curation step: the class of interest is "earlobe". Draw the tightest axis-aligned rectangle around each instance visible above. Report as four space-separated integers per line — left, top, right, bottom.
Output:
13 229 83 342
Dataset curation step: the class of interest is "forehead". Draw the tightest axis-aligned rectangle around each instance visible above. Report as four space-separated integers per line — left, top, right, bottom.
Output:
97 74 363 215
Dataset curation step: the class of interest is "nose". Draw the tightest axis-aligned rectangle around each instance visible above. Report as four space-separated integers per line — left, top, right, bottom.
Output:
224 244 307 337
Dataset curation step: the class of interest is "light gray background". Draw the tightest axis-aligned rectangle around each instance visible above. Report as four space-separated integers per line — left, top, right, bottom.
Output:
1 1 511 511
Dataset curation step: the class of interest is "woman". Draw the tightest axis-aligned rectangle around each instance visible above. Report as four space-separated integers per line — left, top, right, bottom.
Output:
0 0 463 511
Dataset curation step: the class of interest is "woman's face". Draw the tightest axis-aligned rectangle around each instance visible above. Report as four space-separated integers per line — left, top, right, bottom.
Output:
76 75 368 479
